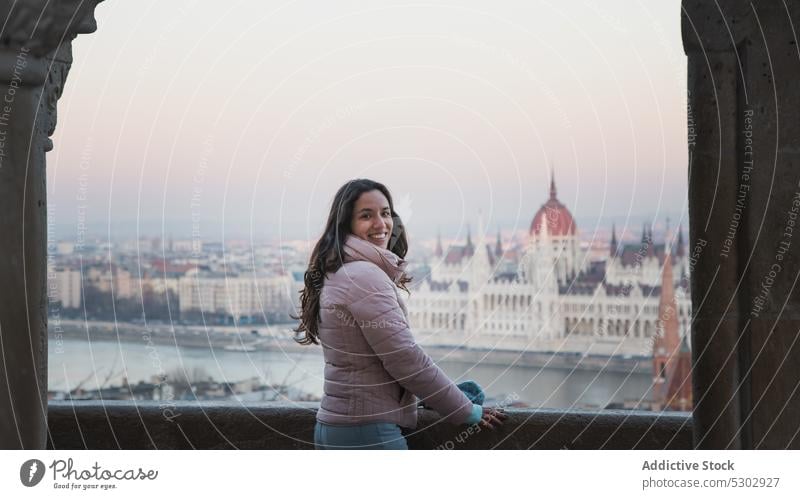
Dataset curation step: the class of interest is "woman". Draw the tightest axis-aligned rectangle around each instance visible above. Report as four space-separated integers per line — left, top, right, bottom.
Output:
294 178 506 450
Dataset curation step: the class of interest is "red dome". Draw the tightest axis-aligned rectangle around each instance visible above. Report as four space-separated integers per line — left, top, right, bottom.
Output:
529 176 576 236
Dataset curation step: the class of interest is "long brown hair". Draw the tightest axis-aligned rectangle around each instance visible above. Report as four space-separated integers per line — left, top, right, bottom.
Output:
293 179 412 345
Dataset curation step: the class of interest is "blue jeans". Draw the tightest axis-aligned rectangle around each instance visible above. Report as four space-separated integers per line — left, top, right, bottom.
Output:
314 421 408 450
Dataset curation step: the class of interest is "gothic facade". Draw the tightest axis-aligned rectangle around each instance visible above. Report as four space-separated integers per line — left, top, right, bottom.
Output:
407 177 692 357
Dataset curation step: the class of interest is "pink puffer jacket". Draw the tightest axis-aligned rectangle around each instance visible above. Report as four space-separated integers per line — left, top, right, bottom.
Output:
315 234 474 428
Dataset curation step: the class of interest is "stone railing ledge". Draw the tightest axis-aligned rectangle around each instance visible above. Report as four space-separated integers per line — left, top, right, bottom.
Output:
48 401 693 450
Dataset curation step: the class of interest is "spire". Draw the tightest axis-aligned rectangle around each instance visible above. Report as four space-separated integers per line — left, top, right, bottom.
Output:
654 243 680 359
610 223 618 258
641 223 647 244
470 211 492 282
465 225 474 256
476 210 485 246
495 228 503 257
435 228 443 258
676 224 685 257
652 234 683 410
536 211 557 294
549 168 557 200
646 224 655 258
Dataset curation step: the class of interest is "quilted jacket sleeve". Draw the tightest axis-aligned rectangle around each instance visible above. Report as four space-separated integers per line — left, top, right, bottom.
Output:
345 262 474 424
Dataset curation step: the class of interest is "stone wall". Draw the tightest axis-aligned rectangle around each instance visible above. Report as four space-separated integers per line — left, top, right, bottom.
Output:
48 402 693 450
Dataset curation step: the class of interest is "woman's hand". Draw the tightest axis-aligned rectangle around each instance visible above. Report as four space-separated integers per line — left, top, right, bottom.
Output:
477 406 508 430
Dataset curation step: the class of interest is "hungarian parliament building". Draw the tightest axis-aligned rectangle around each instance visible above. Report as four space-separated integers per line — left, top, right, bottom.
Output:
406 178 692 357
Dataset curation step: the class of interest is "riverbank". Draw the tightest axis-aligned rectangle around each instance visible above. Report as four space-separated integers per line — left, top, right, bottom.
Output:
52 319 650 374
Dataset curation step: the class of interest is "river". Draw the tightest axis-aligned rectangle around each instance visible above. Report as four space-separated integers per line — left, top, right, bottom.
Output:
49 335 654 410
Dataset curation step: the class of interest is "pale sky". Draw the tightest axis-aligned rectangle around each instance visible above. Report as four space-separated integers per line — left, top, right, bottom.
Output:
48 0 688 245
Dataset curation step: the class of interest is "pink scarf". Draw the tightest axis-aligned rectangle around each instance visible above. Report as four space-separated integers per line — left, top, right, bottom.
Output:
343 234 408 284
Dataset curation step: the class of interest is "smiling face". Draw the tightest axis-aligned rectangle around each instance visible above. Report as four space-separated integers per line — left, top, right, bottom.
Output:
350 189 394 249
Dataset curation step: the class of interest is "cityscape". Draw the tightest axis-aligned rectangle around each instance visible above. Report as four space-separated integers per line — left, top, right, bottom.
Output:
47 176 692 413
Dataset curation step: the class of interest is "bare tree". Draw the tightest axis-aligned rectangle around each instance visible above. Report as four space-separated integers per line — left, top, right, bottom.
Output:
166 366 210 397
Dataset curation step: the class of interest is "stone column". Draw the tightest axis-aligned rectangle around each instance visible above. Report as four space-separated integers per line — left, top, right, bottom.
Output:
0 0 102 449
683 1 800 448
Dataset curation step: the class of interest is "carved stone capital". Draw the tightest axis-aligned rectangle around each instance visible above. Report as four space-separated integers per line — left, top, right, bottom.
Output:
0 0 102 57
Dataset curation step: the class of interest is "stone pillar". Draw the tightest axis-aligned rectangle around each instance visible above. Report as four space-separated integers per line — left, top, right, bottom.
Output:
683 1 800 448
0 0 102 449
